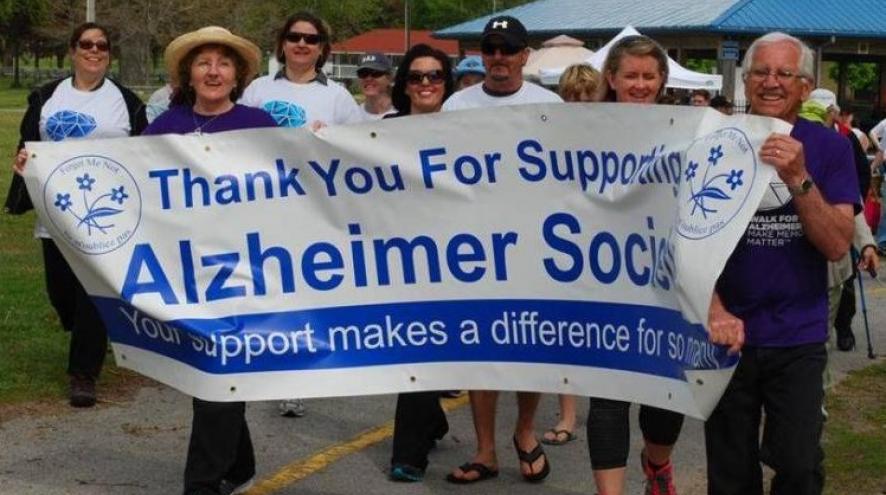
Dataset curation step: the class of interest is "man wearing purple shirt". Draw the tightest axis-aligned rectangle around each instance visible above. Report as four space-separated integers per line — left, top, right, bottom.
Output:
705 32 858 495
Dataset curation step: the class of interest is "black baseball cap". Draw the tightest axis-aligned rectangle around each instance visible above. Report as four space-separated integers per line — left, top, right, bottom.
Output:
482 15 528 47
357 52 393 73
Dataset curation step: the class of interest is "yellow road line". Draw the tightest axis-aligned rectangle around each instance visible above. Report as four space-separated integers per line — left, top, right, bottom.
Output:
248 394 470 494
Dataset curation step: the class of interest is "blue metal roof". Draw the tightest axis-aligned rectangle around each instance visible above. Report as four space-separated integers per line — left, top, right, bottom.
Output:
711 0 886 37
435 0 886 39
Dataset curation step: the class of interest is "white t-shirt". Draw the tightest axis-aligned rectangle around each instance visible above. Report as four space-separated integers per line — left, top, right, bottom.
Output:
146 84 173 123
36 77 130 238
358 103 396 121
870 117 886 150
442 81 563 111
240 74 362 128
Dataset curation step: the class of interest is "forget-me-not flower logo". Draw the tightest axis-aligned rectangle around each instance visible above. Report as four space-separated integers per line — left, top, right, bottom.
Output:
43 155 141 255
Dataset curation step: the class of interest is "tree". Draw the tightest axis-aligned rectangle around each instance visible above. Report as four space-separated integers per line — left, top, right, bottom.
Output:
829 62 879 95
0 0 50 87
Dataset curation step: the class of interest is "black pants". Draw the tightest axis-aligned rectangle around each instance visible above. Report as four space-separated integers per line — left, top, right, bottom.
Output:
42 239 107 379
183 399 255 495
390 392 448 470
834 274 856 341
705 343 826 495
586 398 684 469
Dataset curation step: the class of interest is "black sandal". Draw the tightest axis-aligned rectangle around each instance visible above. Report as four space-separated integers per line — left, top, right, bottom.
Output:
512 436 550 482
445 462 499 484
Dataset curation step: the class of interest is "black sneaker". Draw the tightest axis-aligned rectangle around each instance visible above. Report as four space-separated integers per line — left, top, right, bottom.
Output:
69 375 96 408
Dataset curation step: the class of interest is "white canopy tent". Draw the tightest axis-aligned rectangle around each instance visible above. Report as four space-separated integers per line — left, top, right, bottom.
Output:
538 26 722 90
523 35 595 82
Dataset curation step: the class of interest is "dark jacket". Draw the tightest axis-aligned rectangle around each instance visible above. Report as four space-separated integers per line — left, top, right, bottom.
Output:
3 77 147 214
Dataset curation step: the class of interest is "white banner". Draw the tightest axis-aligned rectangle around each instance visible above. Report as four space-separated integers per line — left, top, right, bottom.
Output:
23 103 789 419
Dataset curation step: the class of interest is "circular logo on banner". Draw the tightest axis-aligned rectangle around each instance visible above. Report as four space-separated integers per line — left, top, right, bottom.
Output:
42 155 142 255
676 127 757 240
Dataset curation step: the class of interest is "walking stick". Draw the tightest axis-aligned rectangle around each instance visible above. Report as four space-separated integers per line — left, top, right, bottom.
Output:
852 247 877 359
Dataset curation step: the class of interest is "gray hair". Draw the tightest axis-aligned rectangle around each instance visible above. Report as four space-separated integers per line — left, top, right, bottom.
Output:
742 32 815 81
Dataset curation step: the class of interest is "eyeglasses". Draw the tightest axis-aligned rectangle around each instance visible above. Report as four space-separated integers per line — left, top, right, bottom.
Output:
284 32 324 45
406 70 446 85
357 69 388 79
746 67 806 83
77 40 110 52
480 41 524 56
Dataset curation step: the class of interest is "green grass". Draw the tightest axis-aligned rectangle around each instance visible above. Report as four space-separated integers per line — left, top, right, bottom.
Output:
0 78 30 109
0 107 73 403
823 361 886 494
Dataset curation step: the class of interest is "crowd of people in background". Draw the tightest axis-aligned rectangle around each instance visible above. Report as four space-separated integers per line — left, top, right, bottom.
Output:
5 9 883 495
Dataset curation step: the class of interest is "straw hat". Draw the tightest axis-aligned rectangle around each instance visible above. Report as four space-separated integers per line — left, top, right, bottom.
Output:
164 26 261 87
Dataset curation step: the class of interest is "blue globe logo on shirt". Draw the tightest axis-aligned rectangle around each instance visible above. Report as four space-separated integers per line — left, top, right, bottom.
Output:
43 155 142 255
263 100 307 128
46 110 97 141
676 127 757 240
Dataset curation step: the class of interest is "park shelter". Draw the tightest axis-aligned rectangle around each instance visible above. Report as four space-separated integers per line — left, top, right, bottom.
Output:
435 0 886 120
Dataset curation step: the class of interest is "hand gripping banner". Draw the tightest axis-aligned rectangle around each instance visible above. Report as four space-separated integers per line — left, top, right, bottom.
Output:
23 103 790 419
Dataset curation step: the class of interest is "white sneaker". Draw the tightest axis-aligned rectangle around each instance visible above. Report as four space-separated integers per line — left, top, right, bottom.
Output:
220 476 254 495
279 398 306 417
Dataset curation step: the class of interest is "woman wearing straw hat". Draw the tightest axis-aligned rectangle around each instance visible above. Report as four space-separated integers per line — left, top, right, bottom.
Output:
143 26 276 495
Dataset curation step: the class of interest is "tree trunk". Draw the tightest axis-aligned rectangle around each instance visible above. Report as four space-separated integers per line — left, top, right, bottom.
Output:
119 32 151 86
12 41 21 88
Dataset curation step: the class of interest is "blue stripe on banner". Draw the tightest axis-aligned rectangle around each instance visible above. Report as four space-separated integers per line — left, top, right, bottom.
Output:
93 297 738 380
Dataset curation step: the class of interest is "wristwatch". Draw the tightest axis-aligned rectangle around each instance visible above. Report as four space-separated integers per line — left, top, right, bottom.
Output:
788 176 814 196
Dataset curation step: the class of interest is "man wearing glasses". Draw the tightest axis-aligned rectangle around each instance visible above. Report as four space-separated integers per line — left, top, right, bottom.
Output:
705 32 859 495
443 15 562 485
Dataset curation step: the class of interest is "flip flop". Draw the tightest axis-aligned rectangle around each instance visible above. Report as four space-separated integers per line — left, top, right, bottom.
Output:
513 436 551 483
541 428 577 446
445 462 499 484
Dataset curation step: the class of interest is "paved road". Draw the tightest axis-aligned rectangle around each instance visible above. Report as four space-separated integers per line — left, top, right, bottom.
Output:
1 277 884 495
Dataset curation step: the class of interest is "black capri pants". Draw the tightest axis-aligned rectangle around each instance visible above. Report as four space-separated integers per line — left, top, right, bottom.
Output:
586 397 684 470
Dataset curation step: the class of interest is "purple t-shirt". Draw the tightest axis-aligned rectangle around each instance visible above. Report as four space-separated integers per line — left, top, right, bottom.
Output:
143 103 276 135
717 118 860 347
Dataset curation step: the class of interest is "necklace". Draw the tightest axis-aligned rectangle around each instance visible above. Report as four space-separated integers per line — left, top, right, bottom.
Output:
191 110 225 136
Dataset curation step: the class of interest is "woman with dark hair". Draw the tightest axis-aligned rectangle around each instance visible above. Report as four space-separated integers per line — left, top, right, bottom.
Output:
240 11 361 131
386 43 454 483
587 35 683 495
241 11 362 418
8 22 147 408
143 26 276 495
389 43 454 117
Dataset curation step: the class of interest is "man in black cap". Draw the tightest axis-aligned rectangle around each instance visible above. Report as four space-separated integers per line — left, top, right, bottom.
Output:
443 15 561 111
443 14 561 486
356 52 395 120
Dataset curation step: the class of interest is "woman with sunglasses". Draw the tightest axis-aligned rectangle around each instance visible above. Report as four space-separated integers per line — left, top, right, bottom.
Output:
356 52 396 120
242 11 362 418
240 11 361 131
587 36 683 495
6 22 147 408
385 43 455 482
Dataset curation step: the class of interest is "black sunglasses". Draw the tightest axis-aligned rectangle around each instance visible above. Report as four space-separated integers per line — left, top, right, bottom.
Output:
284 32 324 45
357 69 388 79
77 40 110 52
406 70 446 85
480 41 524 56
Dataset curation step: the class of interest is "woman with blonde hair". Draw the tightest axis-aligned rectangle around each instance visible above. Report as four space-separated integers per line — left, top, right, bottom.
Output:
557 63 602 103
540 63 602 448
587 36 683 495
